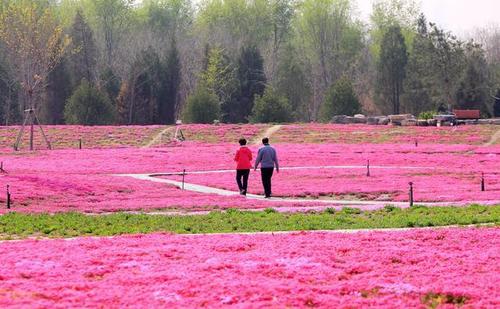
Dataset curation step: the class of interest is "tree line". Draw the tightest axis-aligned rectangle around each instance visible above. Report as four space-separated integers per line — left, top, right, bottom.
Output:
0 0 499 126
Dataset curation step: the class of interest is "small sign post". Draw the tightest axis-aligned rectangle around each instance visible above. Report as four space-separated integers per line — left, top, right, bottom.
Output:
409 182 414 207
6 185 11 209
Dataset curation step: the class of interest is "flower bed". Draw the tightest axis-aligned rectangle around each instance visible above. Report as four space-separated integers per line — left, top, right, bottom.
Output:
180 124 269 143
0 125 166 150
273 124 499 145
0 142 498 213
0 228 498 307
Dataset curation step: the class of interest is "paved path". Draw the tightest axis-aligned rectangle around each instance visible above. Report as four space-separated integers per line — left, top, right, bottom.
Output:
116 169 497 210
146 164 436 176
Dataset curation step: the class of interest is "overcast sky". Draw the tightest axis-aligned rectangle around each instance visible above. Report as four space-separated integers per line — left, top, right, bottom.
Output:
357 0 500 34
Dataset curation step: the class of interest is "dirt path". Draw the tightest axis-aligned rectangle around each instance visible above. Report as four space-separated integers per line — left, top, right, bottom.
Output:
142 127 175 148
484 128 500 146
252 125 282 145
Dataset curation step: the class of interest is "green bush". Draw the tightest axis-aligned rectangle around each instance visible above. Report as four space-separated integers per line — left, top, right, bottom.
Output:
320 77 361 121
250 88 292 123
418 111 436 120
64 79 116 125
183 85 220 124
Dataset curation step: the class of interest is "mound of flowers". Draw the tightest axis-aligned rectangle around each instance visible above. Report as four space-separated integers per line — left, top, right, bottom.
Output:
0 228 497 307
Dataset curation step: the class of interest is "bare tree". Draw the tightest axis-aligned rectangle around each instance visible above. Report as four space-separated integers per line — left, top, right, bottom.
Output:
0 1 71 150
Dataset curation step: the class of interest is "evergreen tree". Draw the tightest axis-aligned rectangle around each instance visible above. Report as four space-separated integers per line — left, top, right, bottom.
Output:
276 45 310 121
100 68 121 104
68 9 98 88
320 77 361 121
250 88 292 123
494 89 500 117
158 43 181 124
377 25 408 114
428 23 466 109
183 84 220 124
64 79 116 125
0 58 19 125
200 47 238 122
230 45 266 123
120 47 162 124
402 14 434 114
41 60 72 124
456 42 489 114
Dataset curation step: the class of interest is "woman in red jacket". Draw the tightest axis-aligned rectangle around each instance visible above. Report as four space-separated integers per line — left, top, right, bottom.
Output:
234 138 253 195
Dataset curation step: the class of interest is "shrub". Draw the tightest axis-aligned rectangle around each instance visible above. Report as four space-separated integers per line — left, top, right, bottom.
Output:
324 208 336 214
320 77 361 122
64 79 116 125
418 111 436 120
183 85 220 124
250 88 292 123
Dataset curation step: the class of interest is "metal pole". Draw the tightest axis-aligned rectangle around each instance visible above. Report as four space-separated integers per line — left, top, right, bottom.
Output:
366 160 370 177
6 185 11 209
182 169 186 190
481 173 485 192
409 182 414 207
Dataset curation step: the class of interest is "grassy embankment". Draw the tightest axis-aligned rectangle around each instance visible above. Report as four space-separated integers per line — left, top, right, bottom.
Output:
0 204 498 240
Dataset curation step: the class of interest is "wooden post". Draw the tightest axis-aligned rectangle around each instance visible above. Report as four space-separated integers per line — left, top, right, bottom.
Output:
29 111 34 151
79 138 82 150
6 185 11 209
366 160 370 177
409 182 414 207
182 169 186 190
481 173 485 192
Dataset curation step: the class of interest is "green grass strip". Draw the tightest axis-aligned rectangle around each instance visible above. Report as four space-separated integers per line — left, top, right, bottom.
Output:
0 204 498 240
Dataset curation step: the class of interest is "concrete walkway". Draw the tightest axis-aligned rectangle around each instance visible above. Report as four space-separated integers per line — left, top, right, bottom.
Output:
116 170 497 210
146 164 436 177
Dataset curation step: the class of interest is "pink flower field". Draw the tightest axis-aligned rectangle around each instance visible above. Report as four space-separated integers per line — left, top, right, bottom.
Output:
0 139 498 213
273 124 499 145
0 228 498 308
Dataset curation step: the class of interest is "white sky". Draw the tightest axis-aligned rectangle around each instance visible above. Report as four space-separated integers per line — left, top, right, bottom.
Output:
356 0 500 34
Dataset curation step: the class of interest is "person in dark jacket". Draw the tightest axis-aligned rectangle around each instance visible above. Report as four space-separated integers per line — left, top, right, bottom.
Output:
234 138 253 195
254 137 279 198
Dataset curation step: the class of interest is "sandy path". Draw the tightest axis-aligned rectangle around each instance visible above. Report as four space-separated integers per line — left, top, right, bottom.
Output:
142 127 174 148
252 124 282 144
484 128 500 146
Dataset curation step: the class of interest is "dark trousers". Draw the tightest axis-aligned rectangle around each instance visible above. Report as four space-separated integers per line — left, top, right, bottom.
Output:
260 167 274 197
236 169 250 193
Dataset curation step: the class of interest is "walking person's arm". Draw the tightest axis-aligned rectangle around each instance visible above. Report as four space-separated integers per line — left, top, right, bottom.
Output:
254 149 262 170
273 148 279 173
